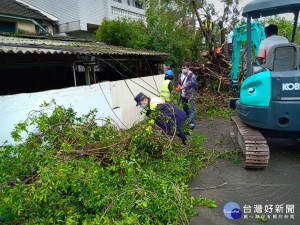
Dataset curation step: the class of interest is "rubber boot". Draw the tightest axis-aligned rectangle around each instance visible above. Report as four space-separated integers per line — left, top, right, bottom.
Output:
177 132 187 145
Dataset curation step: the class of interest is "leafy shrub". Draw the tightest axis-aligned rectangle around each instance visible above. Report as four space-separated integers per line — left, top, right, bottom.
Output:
95 3 205 68
95 18 147 49
196 91 236 120
0 101 213 224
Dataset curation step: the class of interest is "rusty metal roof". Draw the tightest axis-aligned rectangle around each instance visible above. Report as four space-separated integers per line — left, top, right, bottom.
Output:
0 35 169 57
0 0 54 21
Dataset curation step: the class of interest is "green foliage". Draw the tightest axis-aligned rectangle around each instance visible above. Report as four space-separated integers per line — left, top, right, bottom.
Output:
145 1 204 66
0 102 211 224
256 215 268 222
95 18 147 49
95 1 205 67
9 33 23 37
215 135 225 146
196 196 217 208
187 132 206 149
263 15 300 45
196 94 236 120
215 149 240 164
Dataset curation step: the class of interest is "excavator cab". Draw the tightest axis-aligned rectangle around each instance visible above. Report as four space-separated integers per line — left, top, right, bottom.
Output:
236 0 300 131
229 0 300 168
252 43 299 75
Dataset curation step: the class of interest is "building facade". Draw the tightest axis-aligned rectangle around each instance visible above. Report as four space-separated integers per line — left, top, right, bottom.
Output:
0 0 58 35
20 0 146 34
0 35 167 143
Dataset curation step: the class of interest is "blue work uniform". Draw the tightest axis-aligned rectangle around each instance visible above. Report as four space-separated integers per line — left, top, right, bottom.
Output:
146 97 187 143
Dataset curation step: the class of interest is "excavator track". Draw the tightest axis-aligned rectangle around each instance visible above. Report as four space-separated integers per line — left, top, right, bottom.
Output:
230 116 270 168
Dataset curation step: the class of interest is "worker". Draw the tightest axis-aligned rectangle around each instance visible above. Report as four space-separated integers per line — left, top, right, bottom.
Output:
160 70 174 101
204 15 214 44
204 15 214 32
226 26 234 57
257 24 289 65
134 92 187 145
177 62 198 130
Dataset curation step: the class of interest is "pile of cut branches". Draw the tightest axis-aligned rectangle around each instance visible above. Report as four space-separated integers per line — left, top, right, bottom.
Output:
0 100 214 224
189 44 234 93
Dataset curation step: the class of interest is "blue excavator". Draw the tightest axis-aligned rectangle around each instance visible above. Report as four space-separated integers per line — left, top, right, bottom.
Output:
228 0 300 168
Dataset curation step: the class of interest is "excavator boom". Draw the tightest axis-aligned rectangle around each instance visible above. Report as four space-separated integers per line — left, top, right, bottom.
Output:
228 21 265 91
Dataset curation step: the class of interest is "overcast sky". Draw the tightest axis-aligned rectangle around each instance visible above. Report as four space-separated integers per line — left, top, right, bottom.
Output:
208 0 247 12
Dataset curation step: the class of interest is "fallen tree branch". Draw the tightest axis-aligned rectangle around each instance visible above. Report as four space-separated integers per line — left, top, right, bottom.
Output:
57 149 95 156
189 181 228 190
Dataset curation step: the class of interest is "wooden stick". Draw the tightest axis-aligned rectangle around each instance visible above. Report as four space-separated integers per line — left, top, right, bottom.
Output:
189 181 228 190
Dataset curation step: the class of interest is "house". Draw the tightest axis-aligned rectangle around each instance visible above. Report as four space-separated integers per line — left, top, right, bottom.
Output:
0 0 58 35
0 34 168 144
20 0 146 36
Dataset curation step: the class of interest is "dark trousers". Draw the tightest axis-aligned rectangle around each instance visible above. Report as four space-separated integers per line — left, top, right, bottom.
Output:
177 128 187 144
181 97 196 125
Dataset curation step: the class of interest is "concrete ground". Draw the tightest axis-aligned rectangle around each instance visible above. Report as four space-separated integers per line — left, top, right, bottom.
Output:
189 118 300 225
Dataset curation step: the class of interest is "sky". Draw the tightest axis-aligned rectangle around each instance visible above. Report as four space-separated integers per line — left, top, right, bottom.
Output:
209 0 247 13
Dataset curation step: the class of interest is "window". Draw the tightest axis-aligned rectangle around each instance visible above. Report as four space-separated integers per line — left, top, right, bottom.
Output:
135 0 143 9
0 21 16 33
127 0 131 6
35 25 47 35
113 0 122 3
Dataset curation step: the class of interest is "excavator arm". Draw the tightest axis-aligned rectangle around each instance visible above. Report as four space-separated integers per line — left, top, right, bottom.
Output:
228 21 266 91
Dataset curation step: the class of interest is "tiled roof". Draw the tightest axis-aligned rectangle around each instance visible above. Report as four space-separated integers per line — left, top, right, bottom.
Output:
0 35 169 57
0 0 53 21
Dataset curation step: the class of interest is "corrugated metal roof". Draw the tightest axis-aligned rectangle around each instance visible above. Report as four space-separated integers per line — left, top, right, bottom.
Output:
0 0 53 21
0 36 169 57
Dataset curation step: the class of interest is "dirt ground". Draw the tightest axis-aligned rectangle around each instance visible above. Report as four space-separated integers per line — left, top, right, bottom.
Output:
189 118 300 225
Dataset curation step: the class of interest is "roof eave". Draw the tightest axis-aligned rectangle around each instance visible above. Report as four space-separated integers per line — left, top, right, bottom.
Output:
242 0 300 18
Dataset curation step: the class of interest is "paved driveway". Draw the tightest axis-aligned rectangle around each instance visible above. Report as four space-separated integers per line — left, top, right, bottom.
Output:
189 119 300 225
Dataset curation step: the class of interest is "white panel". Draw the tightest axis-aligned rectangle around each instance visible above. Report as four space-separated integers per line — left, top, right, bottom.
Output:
110 74 165 128
110 0 146 21
21 0 80 25
0 83 122 144
59 21 81 33
77 0 109 31
22 0 146 32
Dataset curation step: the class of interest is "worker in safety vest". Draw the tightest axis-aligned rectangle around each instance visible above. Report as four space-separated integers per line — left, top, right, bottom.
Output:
134 92 187 145
204 15 214 44
204 15 214 32
160 70 174 101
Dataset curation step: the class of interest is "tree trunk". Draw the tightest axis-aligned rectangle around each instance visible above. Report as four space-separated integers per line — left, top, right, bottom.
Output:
190 0 215 56
190 0 208 40
219 20 226 45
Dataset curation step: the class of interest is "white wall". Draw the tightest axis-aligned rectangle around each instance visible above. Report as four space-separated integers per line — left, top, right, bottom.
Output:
21 0 80 25
21 0 145 32
110 0 145 22
110 74 165 128
0 83 122 144
0 74 165 144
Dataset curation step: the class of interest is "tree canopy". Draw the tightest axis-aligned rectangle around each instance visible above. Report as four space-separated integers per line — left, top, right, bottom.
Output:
95 0 300 67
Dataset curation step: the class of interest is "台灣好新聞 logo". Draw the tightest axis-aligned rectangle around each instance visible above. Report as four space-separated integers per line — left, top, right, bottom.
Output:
223 202 242 219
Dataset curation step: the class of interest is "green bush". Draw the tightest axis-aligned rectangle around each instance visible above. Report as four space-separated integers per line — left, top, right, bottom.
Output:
95 18 147 49
263 15 300 45
196 94 236 120
0 101 213 224
95 3 205 68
